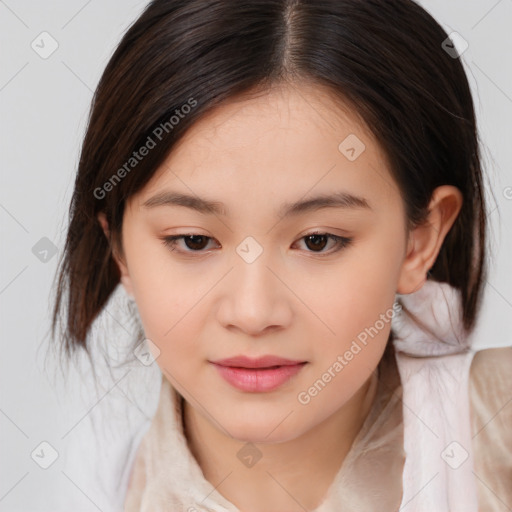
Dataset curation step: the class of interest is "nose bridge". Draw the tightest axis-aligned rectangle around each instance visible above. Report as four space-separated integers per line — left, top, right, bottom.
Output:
217 236 292 334
234 235 281 307
235 244 276 296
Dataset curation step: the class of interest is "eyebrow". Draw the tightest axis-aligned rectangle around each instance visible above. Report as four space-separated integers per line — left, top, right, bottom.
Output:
142 190 372 217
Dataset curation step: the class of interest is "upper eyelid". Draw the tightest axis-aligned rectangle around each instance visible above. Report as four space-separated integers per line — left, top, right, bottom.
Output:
167 227 351 239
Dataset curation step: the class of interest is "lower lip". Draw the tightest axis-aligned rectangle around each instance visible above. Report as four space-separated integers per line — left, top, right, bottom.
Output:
211 362 307 392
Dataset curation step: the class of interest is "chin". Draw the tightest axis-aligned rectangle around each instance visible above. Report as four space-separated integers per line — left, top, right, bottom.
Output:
225 415 303 445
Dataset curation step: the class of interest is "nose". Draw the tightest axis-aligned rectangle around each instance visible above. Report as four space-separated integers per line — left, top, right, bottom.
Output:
216 250 293 336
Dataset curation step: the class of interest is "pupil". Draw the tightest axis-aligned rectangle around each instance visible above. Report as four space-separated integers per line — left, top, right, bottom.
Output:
186 235 207 250
306 234 327 251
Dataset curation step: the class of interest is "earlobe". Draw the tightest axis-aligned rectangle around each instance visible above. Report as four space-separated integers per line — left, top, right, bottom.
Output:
97 211 109 237
397 185 463 295
119 274 135 299
96 212 135 298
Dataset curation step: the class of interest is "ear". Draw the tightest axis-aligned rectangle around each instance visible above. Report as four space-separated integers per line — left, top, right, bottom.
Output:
397 185 463 294
97 212 135 298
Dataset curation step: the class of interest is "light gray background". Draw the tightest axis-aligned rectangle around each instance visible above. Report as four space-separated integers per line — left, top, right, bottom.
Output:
1 1 511 510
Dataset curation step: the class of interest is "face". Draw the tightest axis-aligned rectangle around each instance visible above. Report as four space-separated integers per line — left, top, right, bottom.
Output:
115 82 410 443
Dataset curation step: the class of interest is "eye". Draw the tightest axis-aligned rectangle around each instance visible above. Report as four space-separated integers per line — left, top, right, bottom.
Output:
161 232 352 256
293 231 353 254
162 234 217 252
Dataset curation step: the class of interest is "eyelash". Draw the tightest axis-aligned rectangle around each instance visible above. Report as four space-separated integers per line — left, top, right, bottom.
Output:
161 231 353 257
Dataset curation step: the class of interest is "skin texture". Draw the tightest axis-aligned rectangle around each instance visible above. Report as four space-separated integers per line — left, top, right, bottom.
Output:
98 82 462 511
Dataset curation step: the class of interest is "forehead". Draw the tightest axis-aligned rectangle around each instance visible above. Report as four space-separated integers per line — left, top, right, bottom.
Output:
163 82 377 162
133 82 400 217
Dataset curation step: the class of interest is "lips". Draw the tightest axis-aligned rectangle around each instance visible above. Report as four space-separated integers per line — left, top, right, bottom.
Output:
210 354 306 369
209 355 308 392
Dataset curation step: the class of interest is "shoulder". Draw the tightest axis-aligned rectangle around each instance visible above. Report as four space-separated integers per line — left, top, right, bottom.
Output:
469 345 512 429
469 345 512 411
470 345 512 375
469 346 512 511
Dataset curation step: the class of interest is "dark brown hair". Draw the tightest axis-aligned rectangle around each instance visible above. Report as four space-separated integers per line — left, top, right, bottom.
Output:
51 0 490 369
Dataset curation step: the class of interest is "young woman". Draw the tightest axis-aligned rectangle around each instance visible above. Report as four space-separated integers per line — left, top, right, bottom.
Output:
51 0 512 510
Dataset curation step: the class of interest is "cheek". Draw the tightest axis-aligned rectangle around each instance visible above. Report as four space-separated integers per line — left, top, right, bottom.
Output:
122 236 206 368
134 286 207 382
295 229 403 403
303 236 403 345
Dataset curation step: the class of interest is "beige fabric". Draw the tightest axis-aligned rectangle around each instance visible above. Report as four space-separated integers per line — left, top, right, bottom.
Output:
470 347 512 511
124 345 512 511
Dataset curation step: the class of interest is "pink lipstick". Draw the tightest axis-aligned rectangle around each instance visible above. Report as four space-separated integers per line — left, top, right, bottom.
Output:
210 355 307 392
